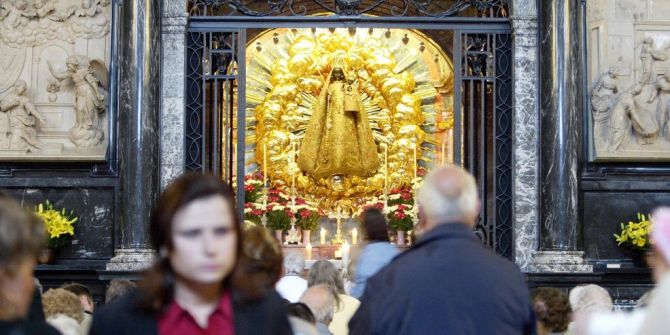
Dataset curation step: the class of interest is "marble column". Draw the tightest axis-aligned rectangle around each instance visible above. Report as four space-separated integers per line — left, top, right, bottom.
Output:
106 0 161 271
510 14 539 272
532 0 591 272
161 0 187 189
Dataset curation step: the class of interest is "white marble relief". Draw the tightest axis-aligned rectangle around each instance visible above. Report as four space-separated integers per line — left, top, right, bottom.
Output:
591 34 670 160
0 0 111 160
587 0 670 160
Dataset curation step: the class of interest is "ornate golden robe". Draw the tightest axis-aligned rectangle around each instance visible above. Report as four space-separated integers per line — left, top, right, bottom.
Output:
298 81 379 180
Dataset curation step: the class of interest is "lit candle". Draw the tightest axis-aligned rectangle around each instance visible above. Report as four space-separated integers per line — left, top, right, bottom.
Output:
291 142 296 196
305 243 312 260
441 141 445 166
384 144 388 192
262 143 268 209
351 228 358 245
342 241 350 267
263 142 268 186
413 143 417 179
320 228 327 245
447 129 453 164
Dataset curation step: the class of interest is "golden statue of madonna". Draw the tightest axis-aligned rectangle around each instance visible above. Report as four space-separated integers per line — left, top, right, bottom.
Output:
297 66 380 180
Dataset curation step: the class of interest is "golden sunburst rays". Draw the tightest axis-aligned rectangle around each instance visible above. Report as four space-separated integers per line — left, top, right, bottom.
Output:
245 27 453 209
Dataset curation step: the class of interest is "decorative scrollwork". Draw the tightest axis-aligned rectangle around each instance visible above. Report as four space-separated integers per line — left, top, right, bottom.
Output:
494 32 513 259
188 0 509 17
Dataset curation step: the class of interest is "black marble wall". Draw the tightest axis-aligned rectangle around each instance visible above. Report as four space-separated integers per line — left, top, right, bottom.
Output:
581 176 670 263
0 174 118 266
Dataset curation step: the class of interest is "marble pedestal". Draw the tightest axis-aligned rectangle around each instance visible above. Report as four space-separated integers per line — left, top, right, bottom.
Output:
105 248 155 271
530 251 593 272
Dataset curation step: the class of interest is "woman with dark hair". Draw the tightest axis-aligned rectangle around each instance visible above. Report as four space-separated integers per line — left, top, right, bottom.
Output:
234 226 284 297
0 194 60 334
349 208 398 299
91 173 292 335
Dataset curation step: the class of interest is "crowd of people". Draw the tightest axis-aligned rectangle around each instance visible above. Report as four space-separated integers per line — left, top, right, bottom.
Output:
0 165 668 334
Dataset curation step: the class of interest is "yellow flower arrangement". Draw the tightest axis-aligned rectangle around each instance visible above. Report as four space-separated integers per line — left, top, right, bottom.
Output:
35 200 78 249
613 213 652 250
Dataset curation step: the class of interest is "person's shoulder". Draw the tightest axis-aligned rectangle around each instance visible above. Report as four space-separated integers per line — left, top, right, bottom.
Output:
96 288 143 316
25 322 62 335
233 289 293 335
382 239 429 265
339 294 360 305
477 245 524 274
0 320 61 335
280 275 307 285
235 288 287 311
260 289 288 308
367 242 399 254
92 289 156 334
339 294 361 311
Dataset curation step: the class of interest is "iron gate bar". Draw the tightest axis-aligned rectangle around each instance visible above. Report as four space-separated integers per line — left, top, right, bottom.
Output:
188 16 510 30
481 79 488 246
187 0 508 18
493 32 512 258
453 28 462 166
236 29 247 218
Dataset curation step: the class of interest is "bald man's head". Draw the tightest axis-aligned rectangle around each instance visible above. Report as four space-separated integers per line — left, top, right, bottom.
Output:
300 284 335 325
417 165 479 230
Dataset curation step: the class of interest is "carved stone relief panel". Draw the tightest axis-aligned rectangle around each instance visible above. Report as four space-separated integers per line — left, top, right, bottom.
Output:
588 0 670 161
0 0 111 161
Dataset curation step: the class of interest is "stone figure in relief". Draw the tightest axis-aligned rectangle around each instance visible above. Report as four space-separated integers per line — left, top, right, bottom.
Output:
652 73 670 141
640 37 668 85
298 66 379 180
639 37 669 85
0 0 110 48
0 80 45 152
609 93 634 151
591 68 619 151
608 85 659 152
630 84 659 145
48 55 108 147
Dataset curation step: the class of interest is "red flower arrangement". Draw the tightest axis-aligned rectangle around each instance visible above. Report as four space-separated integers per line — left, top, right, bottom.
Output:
356 191 415 233
294 197 320 231
243 172 265 224
386 187 416 232
265 188 292 231
387 202 414 232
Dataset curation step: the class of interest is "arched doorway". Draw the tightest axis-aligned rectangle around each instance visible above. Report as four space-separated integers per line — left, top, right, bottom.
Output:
183 0 513 258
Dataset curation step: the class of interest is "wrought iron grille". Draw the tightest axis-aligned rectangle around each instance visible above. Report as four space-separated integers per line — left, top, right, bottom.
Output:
459 31 512 258
185 30 242 182
188 0 509 18
494 33 513 258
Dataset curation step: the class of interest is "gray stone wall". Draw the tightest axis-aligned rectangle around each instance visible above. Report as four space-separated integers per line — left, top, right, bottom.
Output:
160 0 187 189
511 1 539 272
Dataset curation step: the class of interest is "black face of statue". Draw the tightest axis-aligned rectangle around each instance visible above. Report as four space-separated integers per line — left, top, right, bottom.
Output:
332 68 345 82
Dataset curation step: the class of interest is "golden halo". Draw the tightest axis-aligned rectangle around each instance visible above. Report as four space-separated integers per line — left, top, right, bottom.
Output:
246 27 452 213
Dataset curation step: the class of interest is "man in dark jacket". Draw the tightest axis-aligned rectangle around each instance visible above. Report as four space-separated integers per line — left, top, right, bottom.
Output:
349 165 536 335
